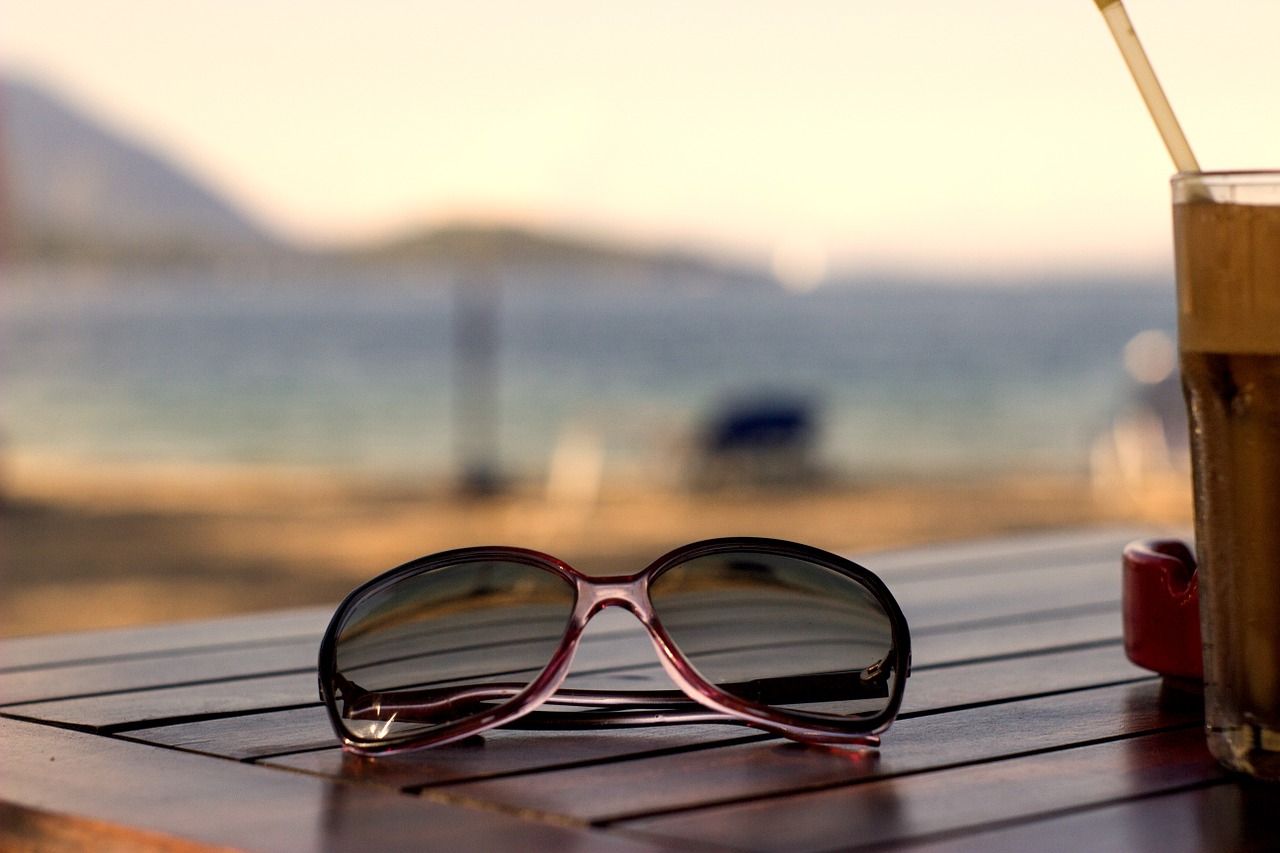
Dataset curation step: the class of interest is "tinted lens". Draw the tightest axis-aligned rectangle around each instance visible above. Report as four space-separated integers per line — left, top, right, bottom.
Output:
649 550 897 720
330 558 576 745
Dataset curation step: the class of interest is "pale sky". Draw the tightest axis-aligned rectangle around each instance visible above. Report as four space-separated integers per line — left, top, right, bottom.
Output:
4 1 1278 279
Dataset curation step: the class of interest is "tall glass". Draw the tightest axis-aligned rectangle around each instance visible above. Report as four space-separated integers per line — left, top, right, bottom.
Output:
1174 171 1280 781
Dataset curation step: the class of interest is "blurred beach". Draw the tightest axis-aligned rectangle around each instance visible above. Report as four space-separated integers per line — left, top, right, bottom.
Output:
1 71 1199 640
3 269 1200 637
2 455 1190 638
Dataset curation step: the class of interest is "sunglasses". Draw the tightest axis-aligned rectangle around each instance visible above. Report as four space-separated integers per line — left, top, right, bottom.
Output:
318 537 910 755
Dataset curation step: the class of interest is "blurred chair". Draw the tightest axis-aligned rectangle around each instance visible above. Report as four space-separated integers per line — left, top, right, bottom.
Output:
688 395 820 490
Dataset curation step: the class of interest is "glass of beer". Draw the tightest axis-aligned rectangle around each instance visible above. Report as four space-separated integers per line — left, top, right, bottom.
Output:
1174 171 1280 781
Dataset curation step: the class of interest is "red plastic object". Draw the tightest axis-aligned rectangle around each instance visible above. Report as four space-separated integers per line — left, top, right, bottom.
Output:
1121 538 1203 682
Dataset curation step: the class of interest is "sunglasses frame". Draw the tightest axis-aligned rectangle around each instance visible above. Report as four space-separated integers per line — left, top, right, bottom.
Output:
318 536 910 756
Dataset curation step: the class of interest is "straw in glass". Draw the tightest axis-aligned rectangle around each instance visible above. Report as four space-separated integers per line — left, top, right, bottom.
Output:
1093 0 1202 178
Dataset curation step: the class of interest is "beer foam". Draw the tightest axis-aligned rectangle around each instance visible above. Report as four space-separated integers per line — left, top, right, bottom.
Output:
1176 201 1280 355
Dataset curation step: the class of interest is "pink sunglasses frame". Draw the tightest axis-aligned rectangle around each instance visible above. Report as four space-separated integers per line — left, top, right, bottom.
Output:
318 537 911 756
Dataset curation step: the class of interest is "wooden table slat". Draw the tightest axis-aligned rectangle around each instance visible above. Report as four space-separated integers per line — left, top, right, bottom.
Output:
0 528 1128 671
0 608 332 673
902 778 1280 853
426 679 1199 820
889 558 1118 629
617 728 1223 852
125 608 1133 763
265 724 766 789
0 637 318 707
1 672 320 732
87 632 1143 754
3 579 1139 732
8 527 1269 853
0 549 1123 711
0 718 669 853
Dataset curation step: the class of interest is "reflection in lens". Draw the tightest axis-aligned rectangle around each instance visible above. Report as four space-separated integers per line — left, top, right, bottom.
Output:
649 551 895 719
331 559 575 744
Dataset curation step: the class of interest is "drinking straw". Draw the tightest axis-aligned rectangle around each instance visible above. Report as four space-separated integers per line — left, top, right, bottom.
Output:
1093 0 1201 174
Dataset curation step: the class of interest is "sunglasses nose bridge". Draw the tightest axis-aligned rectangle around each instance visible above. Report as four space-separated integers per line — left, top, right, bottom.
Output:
577 575 650 619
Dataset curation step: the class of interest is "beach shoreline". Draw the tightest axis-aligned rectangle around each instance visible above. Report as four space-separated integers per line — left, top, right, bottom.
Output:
1 455 1192 639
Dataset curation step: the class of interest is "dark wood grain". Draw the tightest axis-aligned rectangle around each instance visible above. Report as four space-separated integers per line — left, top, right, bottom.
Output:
266 725 765 790
0 528 1126 693
0 717 672 853
126 632 1144 768
0 557 1121 728
910 607 1119 666
9 527 1245 853
119 706 338 760
0 637 317 707
2 672 319 731
5 584 1137 733
436 679 1197 821
0 607 331 672
902 641 1148 714
902 777 1280 853
0 527 1127 676
619 728 1224 852
888 557 1118 629
0 802 227 853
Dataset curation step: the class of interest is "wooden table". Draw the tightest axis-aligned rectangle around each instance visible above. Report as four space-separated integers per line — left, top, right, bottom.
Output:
3 527 1277 851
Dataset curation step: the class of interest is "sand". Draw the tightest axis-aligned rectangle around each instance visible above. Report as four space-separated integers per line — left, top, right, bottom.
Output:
0 455 1193 638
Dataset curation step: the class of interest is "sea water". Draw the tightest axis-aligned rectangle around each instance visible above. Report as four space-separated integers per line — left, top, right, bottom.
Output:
2 269 1176 485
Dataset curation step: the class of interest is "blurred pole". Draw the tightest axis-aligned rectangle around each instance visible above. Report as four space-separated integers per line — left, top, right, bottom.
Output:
452 263 503 496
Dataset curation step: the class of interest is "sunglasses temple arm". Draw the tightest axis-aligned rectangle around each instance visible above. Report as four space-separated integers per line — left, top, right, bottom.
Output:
504 710 882 748
508 705 761 729
342 664 894 725
556 662 894 709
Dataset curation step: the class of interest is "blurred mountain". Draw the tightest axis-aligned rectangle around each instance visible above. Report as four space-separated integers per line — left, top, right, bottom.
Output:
1 74 278 263
344 222 773 292
0 74 772 290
